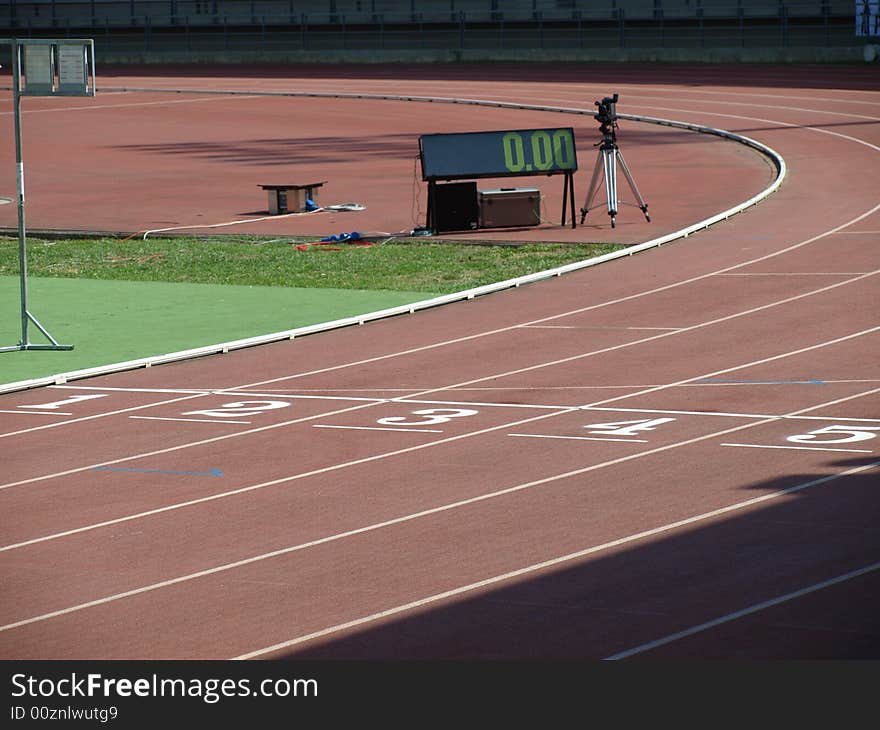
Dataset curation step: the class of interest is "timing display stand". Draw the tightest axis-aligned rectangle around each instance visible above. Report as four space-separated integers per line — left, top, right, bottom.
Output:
419 127 579 232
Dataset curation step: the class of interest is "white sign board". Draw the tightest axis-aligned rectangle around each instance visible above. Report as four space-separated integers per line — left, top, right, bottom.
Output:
19 40 95 96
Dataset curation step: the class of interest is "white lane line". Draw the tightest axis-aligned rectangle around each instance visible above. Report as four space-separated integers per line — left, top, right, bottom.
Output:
0 400 394 491
0 410 73 416
520 325 683 331
11 80 872 412
5 207 879 438
1 330 876 545
2 387 878 639
232 268 879 396
0 392 217 439
313 425 443 434
50 385 211 394
509 434 647 443
719 272 867 276
722 443 873 454
443 378 880 391
583 406 880 422
604 561 880 660
48 384 388 403
394 399 565 410
231 461 880 660
4 93 262 116
129 416 252 425
6 303 872 490
220 392 387 403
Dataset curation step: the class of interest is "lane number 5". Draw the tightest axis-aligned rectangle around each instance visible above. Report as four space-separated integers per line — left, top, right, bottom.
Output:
787 424 880 444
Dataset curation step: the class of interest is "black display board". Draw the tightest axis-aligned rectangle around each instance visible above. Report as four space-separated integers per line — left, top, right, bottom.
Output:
419 127 578 230
419 128 578 181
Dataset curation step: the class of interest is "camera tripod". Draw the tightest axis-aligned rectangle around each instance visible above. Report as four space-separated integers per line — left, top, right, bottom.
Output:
579 133 650 229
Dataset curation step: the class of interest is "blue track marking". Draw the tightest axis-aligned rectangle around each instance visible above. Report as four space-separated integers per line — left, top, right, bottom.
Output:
92 466 224 477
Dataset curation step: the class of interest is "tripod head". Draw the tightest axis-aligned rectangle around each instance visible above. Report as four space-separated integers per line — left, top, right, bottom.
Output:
594 93 619 146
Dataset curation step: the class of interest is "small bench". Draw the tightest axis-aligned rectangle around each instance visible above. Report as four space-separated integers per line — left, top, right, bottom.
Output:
259 181 327 214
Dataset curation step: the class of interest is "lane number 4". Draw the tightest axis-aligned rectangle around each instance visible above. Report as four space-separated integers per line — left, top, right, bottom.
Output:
583 417 676 436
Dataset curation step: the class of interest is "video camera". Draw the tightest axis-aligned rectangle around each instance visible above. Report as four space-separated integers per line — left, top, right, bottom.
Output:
594 93 619 140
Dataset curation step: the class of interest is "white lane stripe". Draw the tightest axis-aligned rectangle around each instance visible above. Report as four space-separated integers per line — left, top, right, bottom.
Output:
313 425 443 434
1 331 876 547
509 434 647 443
0 408 574 552
584 406 880 422
4 263 874 483
128 416 252 425
722 443 873 454
50 385 211 394
232 462 880 660
4 216 878 438
225 270 880 395
520 325 683 331
48 385 388 403
0 392 216 440
0 410 73 416
2 388 878 635
220 392 387 403
394 399 565 410
0 400 391 491
604 562 880 660
12 271 874 476
4 84 876 407
4 94 261 115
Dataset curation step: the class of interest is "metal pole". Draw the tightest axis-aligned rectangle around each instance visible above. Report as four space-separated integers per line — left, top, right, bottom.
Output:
0 39 74 352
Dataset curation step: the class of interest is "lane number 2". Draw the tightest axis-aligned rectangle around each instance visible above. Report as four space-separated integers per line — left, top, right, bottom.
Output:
182 400 291 419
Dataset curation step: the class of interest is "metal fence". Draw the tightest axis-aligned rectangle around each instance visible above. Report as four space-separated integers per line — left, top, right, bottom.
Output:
1 0 860 27
0 1 865 56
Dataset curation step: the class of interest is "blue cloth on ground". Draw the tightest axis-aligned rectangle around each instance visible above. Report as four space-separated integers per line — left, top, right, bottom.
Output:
320 232 362 242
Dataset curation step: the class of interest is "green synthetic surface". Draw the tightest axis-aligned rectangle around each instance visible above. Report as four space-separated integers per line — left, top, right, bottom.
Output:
0 276 436 387
0 236 621 389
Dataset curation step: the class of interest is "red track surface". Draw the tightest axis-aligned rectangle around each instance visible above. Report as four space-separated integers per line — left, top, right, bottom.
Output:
0 63 878 660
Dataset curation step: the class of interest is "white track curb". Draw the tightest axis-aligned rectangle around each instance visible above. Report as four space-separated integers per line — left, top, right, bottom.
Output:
0 98 785 395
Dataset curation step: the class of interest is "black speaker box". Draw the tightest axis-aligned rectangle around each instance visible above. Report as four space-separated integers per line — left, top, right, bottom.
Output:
432 181 479 233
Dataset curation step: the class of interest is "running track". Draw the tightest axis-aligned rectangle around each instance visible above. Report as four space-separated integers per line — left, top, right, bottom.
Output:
0 64 878 659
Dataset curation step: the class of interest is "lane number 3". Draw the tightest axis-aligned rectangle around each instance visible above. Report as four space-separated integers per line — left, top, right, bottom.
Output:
376 408 479 427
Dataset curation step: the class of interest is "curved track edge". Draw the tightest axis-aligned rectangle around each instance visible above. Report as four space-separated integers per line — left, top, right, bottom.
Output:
0 105 786 395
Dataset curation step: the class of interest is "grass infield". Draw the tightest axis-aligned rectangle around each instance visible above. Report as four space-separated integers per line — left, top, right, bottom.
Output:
0 235 622 386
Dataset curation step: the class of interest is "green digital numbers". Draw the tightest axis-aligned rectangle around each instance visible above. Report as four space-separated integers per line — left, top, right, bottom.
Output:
419 127 577 181
502 129 575 174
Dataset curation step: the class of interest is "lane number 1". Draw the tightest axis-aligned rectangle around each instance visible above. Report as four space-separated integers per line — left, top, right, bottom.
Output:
19 393 109 409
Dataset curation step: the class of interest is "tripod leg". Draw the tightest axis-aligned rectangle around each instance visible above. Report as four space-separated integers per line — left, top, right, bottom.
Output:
579 149 605 224
616 150 650 222
604 147 618 228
